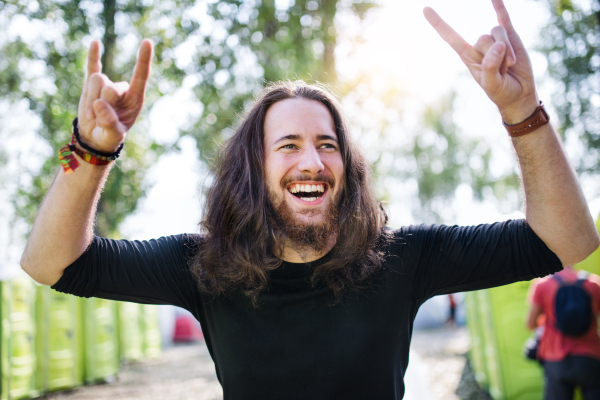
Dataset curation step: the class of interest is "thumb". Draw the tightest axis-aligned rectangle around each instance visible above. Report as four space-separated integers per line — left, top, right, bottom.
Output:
481 41 505 91
92 99 126 151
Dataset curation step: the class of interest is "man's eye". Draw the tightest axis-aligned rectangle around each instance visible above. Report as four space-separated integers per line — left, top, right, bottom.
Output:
281 144 296 150
320 143 336 149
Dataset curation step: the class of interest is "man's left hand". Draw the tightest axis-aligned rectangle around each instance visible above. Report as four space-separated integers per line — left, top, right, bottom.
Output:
424 0 539 125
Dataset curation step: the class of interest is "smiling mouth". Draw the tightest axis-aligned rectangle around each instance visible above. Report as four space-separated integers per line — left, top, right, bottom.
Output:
287 183 327 202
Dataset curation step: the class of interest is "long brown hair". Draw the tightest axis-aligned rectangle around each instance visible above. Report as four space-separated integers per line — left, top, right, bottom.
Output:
191 81 389 304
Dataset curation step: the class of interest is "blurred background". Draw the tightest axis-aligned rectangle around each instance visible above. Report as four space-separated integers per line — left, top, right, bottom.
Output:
0 0 599 399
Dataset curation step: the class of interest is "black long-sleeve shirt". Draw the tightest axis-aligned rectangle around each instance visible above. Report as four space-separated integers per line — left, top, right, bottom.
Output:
52 219 562 399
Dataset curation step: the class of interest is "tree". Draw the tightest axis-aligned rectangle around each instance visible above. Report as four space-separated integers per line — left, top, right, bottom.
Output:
0 0 379 239
181 0 378 160
0 0 192 238
537 0 600 174
342 78 518 223
2 0 520 243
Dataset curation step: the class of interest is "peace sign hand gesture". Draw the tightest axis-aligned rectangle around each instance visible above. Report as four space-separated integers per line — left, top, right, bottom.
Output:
77 39 153 153
424 0 539 124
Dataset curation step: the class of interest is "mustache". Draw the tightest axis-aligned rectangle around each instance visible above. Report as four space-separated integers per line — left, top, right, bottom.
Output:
280 173 336 189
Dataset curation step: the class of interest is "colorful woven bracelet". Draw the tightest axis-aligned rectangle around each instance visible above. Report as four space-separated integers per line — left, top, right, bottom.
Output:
58 118 123 174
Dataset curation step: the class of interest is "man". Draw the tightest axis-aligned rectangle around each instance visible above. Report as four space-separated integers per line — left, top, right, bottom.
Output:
527 266 600 399
20 0 599 398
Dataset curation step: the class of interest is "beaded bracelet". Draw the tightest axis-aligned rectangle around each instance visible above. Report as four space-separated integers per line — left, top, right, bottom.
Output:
58 118 124 174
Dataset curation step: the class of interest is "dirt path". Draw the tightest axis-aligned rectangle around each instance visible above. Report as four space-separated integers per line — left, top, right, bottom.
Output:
40 344 222 400
409 326 491 400
40 326 490 400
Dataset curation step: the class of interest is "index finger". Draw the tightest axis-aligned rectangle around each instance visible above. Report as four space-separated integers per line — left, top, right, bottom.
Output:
491 0 516 35
87 40 102 77
128 39 153 97
423 7 470 57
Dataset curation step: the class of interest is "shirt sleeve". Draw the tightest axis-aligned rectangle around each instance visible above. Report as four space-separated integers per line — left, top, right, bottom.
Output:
395 219 562 302
51 234 201 310
531 280 544 306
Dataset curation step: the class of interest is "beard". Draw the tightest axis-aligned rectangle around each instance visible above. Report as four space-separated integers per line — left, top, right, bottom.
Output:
268 179 340 255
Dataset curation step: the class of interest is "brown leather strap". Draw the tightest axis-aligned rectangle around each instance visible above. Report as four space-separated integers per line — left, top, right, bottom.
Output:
503 101 550 137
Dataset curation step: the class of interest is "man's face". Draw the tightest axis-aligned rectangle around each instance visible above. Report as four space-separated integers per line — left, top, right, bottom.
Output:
263 98 344 236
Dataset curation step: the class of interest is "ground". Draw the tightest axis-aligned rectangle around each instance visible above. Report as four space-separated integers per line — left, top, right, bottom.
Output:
40 326 492 400
407 326 492 400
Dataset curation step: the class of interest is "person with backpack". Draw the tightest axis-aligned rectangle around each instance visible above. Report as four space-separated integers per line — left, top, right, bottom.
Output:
527 265 600 399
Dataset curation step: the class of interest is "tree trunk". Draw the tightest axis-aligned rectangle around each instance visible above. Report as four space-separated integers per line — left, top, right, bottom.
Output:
102 0 117 78
320 0 338 83
95 0 117 237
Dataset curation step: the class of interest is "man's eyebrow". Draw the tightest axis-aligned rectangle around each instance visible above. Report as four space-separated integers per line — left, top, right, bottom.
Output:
273 134 301 145
272 133 339 145
317 134 338 142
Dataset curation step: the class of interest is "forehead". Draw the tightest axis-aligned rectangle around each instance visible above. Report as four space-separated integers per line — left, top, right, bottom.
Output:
263 98 336 145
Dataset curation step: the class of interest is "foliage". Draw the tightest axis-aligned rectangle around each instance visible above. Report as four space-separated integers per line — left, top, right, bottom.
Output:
0 0 191 237
537 0 600 173
342 78 518 223
0 0 378 238
181 0 378 161
1 0 525 238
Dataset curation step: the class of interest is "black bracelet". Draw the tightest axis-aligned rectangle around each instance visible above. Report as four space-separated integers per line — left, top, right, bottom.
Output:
72 117 124 160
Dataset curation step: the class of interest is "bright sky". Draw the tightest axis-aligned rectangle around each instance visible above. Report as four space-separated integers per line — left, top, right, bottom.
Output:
122 0 560 240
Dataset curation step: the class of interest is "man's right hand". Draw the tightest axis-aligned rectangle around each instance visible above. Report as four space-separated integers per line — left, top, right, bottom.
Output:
20 39 153 286
77 39 153 153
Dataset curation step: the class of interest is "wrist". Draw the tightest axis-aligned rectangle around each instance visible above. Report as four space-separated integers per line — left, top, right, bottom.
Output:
72 118 124 160
77 134 122 155
498 94 540 125
58 118 123 174
503 101 549 137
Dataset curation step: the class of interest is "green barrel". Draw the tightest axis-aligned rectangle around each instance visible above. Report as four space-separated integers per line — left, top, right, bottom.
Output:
81 298 119 383
1 274 41 400
464 291 488 389
141 305 161 358
576 213 600 275
486 282 544 400
36 286 82 393
476 289 504 399
117 302 143 362
572 212 600 400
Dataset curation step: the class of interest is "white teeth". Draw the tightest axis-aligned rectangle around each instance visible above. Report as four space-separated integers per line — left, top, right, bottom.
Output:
288 183 327 195
301 197 317 202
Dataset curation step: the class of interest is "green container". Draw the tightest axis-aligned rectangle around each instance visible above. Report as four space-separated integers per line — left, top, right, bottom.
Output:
477 289 504 399
116 302 143 362
576 213 600 276
486 282 544 400
81 298 119 383
141 305 161 358
464 291 488 389
0 275 41 400
36 286 82 393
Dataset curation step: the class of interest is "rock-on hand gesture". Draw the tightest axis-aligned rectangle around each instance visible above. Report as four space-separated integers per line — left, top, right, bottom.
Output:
424 0 539 124
76 39 153 153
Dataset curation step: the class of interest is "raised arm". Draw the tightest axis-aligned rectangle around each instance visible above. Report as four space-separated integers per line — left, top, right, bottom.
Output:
424 0 599 265
20 40 153 285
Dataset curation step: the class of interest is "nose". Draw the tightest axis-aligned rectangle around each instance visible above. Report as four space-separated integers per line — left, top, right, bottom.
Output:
297 145 324 175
